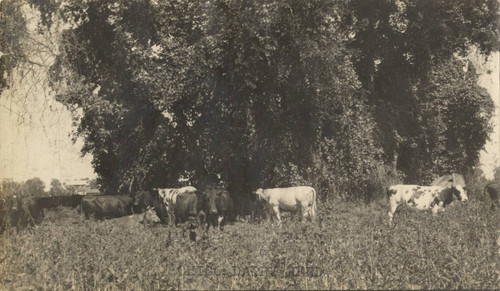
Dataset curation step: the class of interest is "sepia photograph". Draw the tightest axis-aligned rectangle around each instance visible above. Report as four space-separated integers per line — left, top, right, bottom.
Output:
1 0 499 289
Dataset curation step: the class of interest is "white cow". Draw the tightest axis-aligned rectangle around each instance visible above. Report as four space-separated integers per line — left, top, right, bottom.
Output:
154 186 197 223
387 184 468 224
109 206 160 227
254 186 317 226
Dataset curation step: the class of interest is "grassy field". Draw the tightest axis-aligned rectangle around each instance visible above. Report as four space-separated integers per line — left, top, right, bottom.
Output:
0 195 499 290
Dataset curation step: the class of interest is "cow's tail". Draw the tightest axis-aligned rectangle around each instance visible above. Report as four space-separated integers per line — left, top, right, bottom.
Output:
128 176 135 194
311 187 317 219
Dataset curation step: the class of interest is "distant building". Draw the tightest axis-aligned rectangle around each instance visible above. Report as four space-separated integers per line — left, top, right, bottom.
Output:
63 178 100 195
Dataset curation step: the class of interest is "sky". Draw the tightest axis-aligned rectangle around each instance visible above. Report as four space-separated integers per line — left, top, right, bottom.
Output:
0 77 96 189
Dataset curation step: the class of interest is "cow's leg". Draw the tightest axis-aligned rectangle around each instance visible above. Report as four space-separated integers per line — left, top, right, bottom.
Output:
301 204 309 223
388 201 397 225
307 206 314 221
492 198 500 210
267 204 274 224
431 204 439 215
271 205 281 227
303 201 312 221
218 215 224 230
207 214 216 231
302 199 315 222
169 211 175 225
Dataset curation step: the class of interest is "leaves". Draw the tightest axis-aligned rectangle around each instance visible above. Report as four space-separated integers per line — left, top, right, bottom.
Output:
13 0 497 199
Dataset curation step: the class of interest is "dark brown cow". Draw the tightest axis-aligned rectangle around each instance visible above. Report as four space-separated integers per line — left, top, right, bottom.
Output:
173 191 205 241
173 191 204 225
81 195 134 220
35 195 83 210
484 183 500 210
204 188 234 230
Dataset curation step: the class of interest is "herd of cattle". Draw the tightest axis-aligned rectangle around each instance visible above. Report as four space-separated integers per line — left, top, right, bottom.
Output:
1 180 499 236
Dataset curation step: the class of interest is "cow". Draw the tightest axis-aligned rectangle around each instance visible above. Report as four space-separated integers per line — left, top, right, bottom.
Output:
173 190 205 241
108 206 161 227
173 190 204 225
80 195 134 220
387 184 468 224
154 186 197 223
35 195 83 211
253 186 317 226
203 188 234 230
56 195 84 209
132 190 168 224
484 183 500 210
142 206 161 225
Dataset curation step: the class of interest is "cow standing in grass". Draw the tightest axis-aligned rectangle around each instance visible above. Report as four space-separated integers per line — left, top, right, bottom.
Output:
155 186 197 224
173 190 205 241
484 183 500 210
387 184 468 224
254 186 317 226
203 188 234 230
81 195 134 220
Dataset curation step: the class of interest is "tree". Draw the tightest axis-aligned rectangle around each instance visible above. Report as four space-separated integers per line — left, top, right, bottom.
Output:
346 0 499 183
6 0 497 203
88 178 99 189
493 166 500 183
49 178 66 196
23 177 45 197
0 180 22 198
48 0 385 200
0 0 27 93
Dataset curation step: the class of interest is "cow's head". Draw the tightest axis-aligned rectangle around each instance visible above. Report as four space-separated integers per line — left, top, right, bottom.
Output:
204 190 221 215
254 188 265 201
452 184 468 202
141 206 161 225
133 190 160 212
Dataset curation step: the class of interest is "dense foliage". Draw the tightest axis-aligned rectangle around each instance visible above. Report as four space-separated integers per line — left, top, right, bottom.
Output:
347 0 498 183
5 0 499 203
0 1 27 92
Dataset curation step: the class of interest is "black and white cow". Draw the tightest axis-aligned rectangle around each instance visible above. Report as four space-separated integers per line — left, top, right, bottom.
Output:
387 184 468 224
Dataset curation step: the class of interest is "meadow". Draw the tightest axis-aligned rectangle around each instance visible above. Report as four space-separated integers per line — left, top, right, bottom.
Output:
0 194 499 290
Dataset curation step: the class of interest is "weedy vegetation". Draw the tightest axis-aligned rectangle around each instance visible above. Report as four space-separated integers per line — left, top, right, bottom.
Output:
1 191 499 290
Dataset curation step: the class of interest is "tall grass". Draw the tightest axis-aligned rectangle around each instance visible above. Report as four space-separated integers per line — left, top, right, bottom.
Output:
0 197 499 290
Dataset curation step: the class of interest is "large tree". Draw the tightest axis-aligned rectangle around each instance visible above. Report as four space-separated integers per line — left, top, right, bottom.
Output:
5 0 498 202
46 0 384 201
347 0 499 183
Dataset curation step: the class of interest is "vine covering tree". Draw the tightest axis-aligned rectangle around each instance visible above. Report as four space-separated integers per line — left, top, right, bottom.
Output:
2 0 498 203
